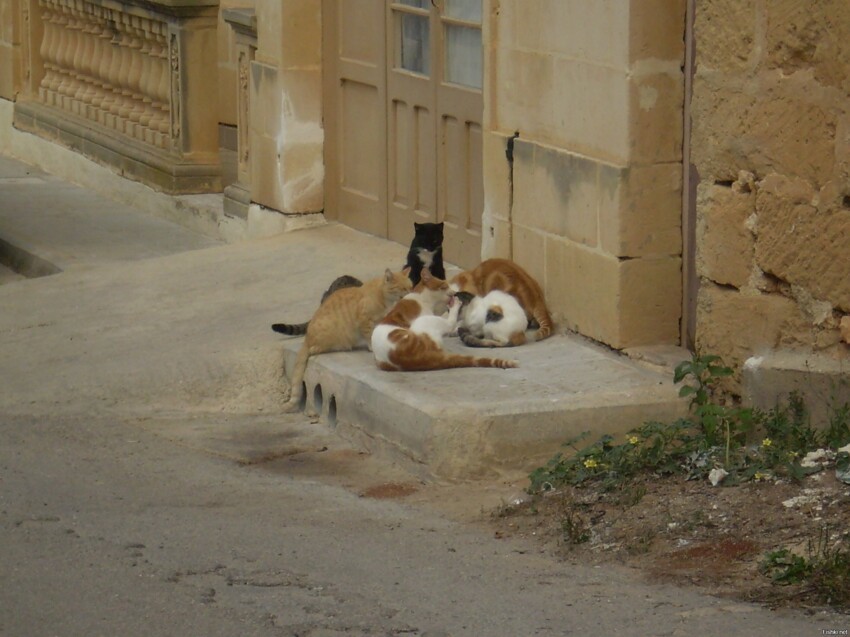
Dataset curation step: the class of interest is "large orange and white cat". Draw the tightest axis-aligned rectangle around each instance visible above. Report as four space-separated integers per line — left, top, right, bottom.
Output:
277 268 412 411
450 258 554 342
372 271 518 372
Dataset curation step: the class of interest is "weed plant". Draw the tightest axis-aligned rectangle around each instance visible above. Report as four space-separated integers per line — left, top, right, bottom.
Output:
529 353 850 493
760 526 850 607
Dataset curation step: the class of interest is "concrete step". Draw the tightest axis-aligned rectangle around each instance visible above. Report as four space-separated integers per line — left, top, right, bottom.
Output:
282 332 687 480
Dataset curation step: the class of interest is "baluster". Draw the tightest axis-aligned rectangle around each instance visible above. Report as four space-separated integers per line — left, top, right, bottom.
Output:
64 6 84 111
138 19 157 131
90 7 112 113
157 27 172 137
53 9 72 105
77 7 99 113
38 3 59 103
126 18 145 133
116 16 134 128
69 9 85 111
102 11 123 124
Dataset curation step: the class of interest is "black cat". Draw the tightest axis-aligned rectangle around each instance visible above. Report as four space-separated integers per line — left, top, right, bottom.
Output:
405 222 445 286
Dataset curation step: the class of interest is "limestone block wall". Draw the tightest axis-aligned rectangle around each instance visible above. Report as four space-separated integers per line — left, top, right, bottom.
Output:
483 0 685 349
249 0 323 214
691 0 850 388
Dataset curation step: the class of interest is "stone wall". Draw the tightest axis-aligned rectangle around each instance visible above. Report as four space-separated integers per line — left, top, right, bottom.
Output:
483 0 685 349
248 0 323 215
691 0 850 389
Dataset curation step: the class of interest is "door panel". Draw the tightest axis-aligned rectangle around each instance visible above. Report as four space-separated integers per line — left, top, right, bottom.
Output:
387 1 437 244
323 0 387 237
436 3 483 268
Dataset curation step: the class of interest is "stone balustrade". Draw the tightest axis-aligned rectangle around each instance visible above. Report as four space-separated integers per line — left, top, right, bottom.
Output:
38 0 173 148
15 0 221 193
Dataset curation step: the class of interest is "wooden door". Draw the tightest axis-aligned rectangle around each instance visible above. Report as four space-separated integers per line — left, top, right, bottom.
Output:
324 0 483 269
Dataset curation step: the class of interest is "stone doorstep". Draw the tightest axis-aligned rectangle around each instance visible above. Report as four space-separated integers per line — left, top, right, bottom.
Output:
281 333 688 480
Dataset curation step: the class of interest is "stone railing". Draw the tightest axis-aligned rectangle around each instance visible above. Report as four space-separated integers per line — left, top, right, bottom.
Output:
15 0 220 193
38 0 173 148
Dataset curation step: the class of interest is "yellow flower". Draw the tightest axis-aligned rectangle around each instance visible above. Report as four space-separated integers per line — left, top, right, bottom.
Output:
754 471 769 481
583 458 598 469
628 436 640 445
761 438 773 447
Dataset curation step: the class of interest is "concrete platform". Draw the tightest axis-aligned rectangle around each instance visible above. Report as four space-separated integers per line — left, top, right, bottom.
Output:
0 142 688 482
281 332 686 479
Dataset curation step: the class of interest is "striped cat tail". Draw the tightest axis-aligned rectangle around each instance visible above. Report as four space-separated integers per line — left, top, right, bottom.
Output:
436 352 518 369
271 321 309 336
532 310 553 341
472 355 519 369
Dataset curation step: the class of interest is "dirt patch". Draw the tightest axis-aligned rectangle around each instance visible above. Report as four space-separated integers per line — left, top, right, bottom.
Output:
492 469 850 612
359 482 420 499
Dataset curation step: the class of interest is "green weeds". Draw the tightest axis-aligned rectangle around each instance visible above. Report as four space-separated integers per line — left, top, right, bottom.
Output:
529 353 850 492
760 527 850 607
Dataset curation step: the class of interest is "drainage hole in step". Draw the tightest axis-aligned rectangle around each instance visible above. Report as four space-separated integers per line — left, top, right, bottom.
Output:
298 382 308 412
328 395 337 427
313 383 323 414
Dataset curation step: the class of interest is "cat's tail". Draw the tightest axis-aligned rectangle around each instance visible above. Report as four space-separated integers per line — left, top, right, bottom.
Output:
272 321 309 336
532 308 554 341
386 348 518 371
433 352 518 370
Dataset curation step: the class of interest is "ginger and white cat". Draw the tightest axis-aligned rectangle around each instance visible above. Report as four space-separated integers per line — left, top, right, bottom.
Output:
278 268 412 412
455 289 529 347
372 272 518 372
450 258 554 342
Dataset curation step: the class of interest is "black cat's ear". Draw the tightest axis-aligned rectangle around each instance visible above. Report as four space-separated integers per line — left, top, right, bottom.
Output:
413 222 422 230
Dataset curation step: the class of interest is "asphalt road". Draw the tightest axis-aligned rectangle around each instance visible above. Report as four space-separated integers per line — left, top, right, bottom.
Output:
2 407 838 636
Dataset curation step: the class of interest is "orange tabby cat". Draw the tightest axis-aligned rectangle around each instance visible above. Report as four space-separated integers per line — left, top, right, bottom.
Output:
372 272 518 372
450 258 553 341
280 268 412 412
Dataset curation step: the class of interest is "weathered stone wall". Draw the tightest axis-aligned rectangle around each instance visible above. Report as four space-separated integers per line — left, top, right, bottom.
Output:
691 0 850 389
484 0 685 349
248 0 323 214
